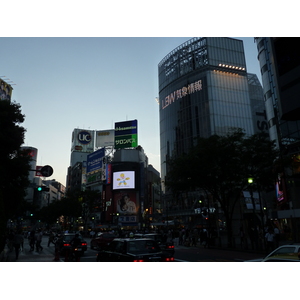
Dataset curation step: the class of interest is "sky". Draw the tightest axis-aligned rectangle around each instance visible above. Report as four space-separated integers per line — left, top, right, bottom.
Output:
0 37 262 185
2 2 295 294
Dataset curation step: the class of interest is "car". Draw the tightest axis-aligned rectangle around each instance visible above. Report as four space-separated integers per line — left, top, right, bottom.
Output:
90 232 117 250
245 244 300 262
96 238 174 262
134 233 175 258
58 233 88 255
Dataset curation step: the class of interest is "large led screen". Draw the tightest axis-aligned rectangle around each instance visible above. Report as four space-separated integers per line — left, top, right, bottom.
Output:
113 171 135 190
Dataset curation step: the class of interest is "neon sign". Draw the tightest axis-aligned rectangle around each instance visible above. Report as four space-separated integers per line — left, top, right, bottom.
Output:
161 79 203 110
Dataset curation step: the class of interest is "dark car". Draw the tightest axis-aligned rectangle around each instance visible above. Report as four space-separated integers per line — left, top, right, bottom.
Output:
134 233 175 258
58 233 88 255
96 238 174 262
91 232 117 250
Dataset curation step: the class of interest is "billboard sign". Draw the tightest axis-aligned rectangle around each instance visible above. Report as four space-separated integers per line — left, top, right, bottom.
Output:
87 148 105 173
114 120 138 149
95 130 115 148
115 190 137 214
113 171 135 190
71 129 94 153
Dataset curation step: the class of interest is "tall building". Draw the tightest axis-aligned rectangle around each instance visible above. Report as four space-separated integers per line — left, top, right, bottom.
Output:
0 78 13 102
256 38 300 240
67 129 95 192
158 37 265 187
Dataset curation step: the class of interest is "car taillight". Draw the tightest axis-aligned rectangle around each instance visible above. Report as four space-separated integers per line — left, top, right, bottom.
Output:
165 257 174 262
82 242 87 246
167 245 175 249
64 243 71 247
133 259 144 262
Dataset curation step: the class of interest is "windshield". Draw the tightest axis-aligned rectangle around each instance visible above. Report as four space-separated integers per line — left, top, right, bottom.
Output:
63 235 82 242
127 240 160 254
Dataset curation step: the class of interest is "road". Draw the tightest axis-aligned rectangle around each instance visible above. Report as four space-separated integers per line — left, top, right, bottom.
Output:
2 235 264 262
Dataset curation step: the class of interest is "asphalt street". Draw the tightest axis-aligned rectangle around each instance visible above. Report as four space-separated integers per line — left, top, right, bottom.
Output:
2 235 265 262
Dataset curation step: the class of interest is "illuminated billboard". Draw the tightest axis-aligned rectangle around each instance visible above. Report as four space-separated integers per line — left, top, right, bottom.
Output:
114 120 138 149
113 171 135 190
115 190 137 214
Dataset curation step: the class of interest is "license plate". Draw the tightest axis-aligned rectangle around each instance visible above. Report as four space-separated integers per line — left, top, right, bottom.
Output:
149 257 160 261
75 248 82 251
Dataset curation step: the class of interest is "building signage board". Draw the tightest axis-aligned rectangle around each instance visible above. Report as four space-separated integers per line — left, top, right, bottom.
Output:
114 120 138 149
161 79 203 110
87 148 105 173
95 129 115 148
71 129 94 153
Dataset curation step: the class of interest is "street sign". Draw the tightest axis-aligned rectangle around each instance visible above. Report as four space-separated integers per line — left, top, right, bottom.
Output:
40 165 53 177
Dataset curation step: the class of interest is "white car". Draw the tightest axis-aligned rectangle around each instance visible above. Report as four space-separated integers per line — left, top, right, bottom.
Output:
246 244 300 262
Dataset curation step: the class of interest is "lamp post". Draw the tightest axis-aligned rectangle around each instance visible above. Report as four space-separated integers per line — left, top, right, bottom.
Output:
248 177 256 226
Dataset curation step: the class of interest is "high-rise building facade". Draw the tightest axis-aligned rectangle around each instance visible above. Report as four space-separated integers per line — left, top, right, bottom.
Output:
159 37 265 185
256 38 300 239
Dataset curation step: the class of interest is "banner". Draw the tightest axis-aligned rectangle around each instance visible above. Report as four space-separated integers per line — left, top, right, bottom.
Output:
87 148 105 173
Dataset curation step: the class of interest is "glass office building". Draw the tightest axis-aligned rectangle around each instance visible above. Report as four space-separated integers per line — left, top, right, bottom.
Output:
159 37 262 183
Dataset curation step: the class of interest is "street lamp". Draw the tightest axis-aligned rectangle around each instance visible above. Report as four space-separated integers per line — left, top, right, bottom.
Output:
248 177 256 225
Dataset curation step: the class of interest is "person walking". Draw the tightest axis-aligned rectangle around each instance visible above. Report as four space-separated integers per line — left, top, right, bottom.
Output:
265 228 275 253
35 229 43 252
29 230 36 251
48 231 55 247
13 230 24 260
274 226 280 248
7 230 14 252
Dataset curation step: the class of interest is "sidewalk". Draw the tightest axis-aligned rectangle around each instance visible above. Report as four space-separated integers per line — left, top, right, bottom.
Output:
175 235 295 256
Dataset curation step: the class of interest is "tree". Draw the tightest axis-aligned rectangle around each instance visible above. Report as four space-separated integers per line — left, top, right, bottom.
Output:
0 100 31 252
166 129 279 247
37 189 101 231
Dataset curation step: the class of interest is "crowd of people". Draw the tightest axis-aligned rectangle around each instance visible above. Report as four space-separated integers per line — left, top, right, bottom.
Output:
1 228 45 260
240 224 282 253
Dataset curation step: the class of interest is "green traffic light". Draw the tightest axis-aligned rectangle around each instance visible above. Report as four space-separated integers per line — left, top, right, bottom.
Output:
37 186 42 191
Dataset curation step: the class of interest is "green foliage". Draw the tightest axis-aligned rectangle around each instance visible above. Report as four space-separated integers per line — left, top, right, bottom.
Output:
0 101 31 249
37 189 101 226
165 128 279 246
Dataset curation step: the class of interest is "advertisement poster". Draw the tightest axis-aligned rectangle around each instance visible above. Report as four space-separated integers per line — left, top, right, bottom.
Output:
87 148 105 173
115 190 138 214
113 171 135 190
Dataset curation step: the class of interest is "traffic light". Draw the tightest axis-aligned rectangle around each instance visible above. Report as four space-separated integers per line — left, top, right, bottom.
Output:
37 186 50 192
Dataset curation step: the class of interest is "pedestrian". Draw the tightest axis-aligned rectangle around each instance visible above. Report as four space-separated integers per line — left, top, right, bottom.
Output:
90 230 95 239
179 230 183 245
48 231 55 247
53 233 63 261
7 230 14 252
265 228 275 253
29 230 36 251
273 226 280 248
201 229 208 248
240 227 245 249
35 229 43 252
13 230 24 260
